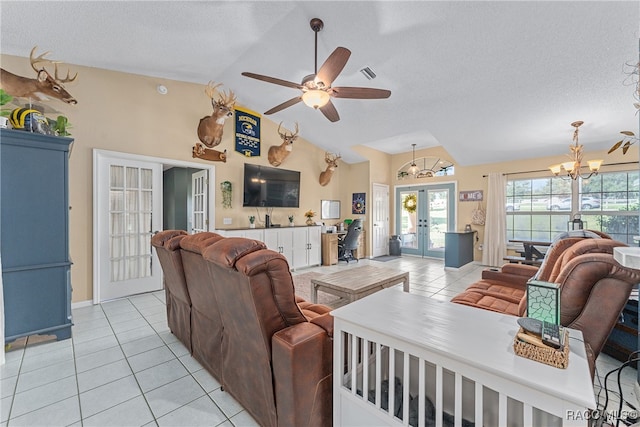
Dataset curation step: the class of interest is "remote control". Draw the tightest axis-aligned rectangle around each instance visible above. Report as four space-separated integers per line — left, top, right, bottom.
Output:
517 317 542 336
541 321 562 349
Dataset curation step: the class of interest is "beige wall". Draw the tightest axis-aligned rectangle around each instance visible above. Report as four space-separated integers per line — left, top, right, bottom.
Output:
2 53 637 302
1 54 353 302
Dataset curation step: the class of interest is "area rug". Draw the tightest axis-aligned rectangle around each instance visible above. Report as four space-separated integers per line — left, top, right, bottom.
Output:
371 255 401 262
292 272 342 308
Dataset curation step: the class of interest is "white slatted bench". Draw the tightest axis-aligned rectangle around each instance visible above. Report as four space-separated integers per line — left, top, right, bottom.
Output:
332 288 596 427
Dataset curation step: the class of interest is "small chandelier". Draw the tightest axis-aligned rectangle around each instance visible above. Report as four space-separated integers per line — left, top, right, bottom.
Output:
407 143 419 175
302 89 330 109
549 121 603 180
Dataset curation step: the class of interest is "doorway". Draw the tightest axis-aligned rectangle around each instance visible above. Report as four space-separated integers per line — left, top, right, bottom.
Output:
396 183 455 258
371 183 390 257
162 167 206 233
93 150 215 303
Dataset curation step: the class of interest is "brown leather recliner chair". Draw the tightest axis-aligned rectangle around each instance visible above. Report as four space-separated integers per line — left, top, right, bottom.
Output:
452 236 620 315
452 238 640 377
151 230 191 352
202 237 333 427
178 232 226 382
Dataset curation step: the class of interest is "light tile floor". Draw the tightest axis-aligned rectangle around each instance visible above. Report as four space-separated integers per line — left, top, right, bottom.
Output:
1 256 637 426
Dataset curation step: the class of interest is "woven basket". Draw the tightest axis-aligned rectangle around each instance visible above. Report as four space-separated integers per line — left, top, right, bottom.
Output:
513 327 570 369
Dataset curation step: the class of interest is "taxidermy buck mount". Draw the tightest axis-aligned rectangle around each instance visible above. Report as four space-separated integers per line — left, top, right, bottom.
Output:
319 152 341 186
268 122 299 166
192 81 236 163
0 46 78 105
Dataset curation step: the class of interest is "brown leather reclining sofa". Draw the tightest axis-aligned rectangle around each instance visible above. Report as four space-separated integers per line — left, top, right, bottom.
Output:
451 235 640 377
151 230 333 427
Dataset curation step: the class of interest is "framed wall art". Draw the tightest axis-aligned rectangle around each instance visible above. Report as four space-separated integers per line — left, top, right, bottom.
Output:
352 193 366 214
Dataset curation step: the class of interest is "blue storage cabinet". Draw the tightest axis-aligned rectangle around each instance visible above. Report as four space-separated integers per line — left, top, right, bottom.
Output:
444 231 475 268
1 129 73 343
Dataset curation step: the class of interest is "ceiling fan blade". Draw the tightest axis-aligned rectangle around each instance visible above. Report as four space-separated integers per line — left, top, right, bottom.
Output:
319 100 340 122
330 87 392 99
316 47 351 87
241 72 304 90
264 96 302 115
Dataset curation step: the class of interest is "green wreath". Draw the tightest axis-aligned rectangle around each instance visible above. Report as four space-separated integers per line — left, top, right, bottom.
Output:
403 194 417 214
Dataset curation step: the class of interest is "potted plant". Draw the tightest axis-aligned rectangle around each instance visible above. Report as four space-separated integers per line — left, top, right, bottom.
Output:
248 215 256 228
304 210 315 226
288 215 295 226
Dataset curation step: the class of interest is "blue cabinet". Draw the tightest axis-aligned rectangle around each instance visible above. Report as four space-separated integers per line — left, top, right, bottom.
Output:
1 129 73 343
444 231 475 268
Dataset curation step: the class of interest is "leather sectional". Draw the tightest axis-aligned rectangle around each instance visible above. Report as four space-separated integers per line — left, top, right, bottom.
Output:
151 230 333 427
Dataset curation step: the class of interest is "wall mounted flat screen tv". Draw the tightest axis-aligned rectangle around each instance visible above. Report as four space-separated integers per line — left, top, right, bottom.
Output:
243 164 300 208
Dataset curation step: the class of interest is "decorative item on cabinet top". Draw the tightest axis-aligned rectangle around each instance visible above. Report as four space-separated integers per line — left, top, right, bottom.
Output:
305 209 316 226
0 46 78 105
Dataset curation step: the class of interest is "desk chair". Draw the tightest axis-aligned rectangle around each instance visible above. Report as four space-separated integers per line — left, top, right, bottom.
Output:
338 219 363 263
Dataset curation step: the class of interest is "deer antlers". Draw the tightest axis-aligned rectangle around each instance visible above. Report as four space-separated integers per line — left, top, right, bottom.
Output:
268 122 300 167
277 121 299 140
30 46 77 83
205 80 236 108
319 152 341 186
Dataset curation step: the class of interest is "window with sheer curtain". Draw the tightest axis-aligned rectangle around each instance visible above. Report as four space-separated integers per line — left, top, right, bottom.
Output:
506 170 639 244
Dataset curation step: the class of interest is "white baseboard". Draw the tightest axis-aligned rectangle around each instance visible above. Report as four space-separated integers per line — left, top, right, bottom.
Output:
71 300 94 310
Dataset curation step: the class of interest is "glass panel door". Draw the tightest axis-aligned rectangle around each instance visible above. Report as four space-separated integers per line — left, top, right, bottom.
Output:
191 170 208 233
96 153 162 302
396 183 455 258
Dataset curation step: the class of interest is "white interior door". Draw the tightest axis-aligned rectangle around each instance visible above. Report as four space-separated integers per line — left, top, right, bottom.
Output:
191 170 208 233
372 183 390 257
94 151 162 302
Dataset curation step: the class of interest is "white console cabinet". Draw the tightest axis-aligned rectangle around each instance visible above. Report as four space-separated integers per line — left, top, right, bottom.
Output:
291 227 321 270
264 228 295 265
219 226 320 270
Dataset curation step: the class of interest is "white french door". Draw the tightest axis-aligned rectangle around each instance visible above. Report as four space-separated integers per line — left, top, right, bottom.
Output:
191 170 208 233
372 183 389 257
94 151 162 302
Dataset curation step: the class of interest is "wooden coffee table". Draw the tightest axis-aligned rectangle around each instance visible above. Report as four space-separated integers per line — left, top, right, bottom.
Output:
310 265 409 304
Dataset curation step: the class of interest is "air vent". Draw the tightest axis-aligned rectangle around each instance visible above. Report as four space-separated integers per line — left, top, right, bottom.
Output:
360 67 376 80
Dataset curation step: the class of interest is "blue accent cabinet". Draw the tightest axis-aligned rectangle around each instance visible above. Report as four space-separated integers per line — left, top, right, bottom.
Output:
444 231 475 268
1 129 73 343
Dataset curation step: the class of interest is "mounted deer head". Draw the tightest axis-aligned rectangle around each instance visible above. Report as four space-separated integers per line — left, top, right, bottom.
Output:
268 122 299 167
197 81 236 148
319 152 341 186
0 46 78 104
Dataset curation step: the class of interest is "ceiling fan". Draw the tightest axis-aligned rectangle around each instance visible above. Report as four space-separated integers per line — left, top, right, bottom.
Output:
241 18 391 122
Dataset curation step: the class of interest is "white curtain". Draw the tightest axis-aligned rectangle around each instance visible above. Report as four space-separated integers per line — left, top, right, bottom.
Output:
482 173 507 267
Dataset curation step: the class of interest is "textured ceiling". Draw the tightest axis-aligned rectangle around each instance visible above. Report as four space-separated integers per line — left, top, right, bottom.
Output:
1 1 639 164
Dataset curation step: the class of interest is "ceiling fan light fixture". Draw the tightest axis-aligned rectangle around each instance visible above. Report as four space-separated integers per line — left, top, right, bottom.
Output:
302 89 330 109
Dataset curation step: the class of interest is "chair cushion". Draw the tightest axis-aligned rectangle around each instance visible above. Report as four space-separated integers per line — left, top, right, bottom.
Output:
202 237 266 268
